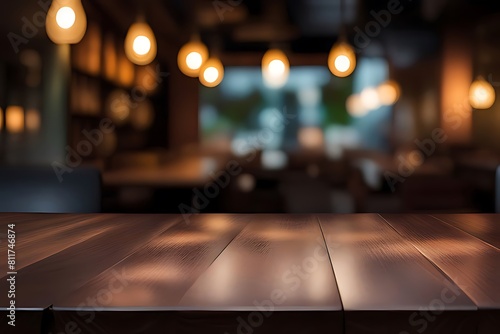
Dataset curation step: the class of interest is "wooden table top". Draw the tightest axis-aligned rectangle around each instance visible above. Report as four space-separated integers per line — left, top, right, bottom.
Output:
0 213 498 334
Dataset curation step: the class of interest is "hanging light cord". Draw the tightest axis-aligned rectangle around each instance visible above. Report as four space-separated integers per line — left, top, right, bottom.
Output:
340 0 348 41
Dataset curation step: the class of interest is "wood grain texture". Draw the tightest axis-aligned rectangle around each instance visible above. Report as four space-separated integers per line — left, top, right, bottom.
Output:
0 214 181 308
0 213 499 334
179 215 342 311
54 215 248 309
318 214 475 311
432 214 500 250
0 214 116 274
381 214 500 309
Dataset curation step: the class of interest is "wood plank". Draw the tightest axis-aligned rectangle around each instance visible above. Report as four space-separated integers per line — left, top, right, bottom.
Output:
381 214 500 308
432 214 500 250
51 215 257 334
180 215 341 310
382 214 500 333
0 214 181 309
319 214 477 334
176 214 342 334
54 215 248 309
0 214 118 273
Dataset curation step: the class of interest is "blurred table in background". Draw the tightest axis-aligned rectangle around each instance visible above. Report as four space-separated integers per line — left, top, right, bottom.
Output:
101 153 228 212
103 154 224 188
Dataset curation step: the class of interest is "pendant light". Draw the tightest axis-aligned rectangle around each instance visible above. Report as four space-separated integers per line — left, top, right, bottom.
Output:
262 49 290 89
469 76 496 109
125 16 157 66
199 57 224 88
328 0 356 77
468 29 496 110
46 0 87 44
328 41 356 77
178 37 209 77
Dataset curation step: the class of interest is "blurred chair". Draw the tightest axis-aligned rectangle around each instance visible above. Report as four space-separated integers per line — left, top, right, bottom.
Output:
0 166 101 213
496 166 500 213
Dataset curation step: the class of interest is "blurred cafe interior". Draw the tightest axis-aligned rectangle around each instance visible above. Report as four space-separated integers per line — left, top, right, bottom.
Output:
1 0 500 215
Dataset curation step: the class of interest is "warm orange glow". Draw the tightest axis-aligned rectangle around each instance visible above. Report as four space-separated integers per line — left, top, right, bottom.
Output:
131 99 155 130
104 33 118 81
262 49 290 89
86 24 101 75
328 42 356 78
135 63 159 95
125 22 157 65
298 127 324 150
237 174 256 193
117 51 135 87
26 109 41 132
377 80 401 106
6 106 24 134
199 58 224 88
46 0 87 44
441 30 472 144
0 108 3 131
178 41 209 77
105 90 131 126
72 23 101 75
96 132 117 157
469 77 496 109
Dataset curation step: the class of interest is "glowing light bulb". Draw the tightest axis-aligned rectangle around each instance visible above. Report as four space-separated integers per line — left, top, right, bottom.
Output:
328 42 356 78
204 67 219 83
132 36 151 56
186 52 203 70
46 0 87 44
334 55 351 73
200 58 224 88
469 77 496 109
56 7 76 29
178 41 208 77
262 49 289 89
268 60 285 77
125 22 157 65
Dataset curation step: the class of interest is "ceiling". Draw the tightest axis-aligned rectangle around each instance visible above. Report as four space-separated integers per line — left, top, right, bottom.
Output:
91 0 500 60
2 0 500 65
